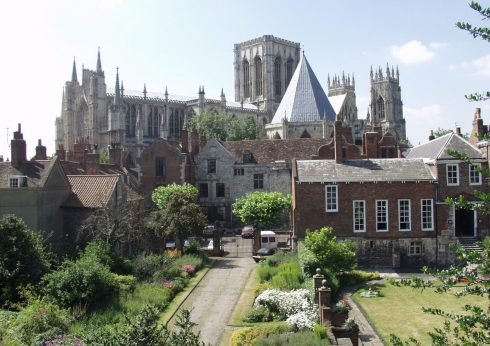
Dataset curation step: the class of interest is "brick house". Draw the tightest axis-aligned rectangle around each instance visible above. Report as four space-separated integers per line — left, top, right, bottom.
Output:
292 125 489 267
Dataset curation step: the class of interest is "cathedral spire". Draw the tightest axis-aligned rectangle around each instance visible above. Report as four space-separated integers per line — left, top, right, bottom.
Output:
370 66 373 81
143 83 147 99
114 67 121 105
71 57 78 83
165 86 169 101
96 47 103 75
120 81 124 97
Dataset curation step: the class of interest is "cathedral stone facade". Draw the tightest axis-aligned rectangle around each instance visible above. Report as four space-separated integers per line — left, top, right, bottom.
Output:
56 35 406 181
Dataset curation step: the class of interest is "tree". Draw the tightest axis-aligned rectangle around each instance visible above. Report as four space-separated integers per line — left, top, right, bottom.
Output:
152 183 199 209
0 215 49 308
303 227 356 274
232 192 291 230
151 184 207 252
456 1 490 102
433 128 452 138
187 111 256 141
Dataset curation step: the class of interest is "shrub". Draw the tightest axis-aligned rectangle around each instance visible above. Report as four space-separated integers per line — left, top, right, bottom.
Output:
338 270 381 287
270 262 303 290
253 330 326 346
111 274 137 292
304 227 357 273
5 299 72 345
173 254 204 271
323 268 340 294
131 253 170 280
121 283 173 313
297 243 321 277
258 265 279 282
152 266 182 281
230 323 291 346
43 334 86 346
42 255 114 309
313 323 328 339
171 277 187 293
0 215 50 308
184 240 201 255
263 251 296 267
253 283 272 297
166 249 181 258
244 306 273 323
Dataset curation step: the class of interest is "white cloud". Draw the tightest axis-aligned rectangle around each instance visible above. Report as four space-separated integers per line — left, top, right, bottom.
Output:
450 54 490 76
390 40 435 64
429 42 449 49
404 104 443 145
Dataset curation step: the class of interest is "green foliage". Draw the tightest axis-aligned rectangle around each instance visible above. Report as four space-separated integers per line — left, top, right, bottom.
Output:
433 128 452 138
253 283 272 297
322 268 340 294
99 149 109 164
253 330 328 346
131 253 171 281
42 252 115 309
230 323 291 346
313 323 328 340
270 262 303 290
151 183 199 210
173 254 205 271
0 215 50 308
187 110 256 141
297 243 321 277
244 306 273 323
232 192 291 229
4 298 72 346
116 305 168 346
304 227 357 274
150 189 207 251
111 274 137 292
338 270 381 287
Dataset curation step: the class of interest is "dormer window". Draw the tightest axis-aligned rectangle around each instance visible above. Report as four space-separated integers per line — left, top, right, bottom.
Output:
9 175 27 188
243 152 253 163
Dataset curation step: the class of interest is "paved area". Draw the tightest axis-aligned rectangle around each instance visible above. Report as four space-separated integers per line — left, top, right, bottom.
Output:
344 291 384 346
168 257 256 345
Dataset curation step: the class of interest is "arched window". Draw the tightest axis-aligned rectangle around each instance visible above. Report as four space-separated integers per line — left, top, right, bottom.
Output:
377 96 385 121
254 57 262 96
148 107 153 136
243 59 250 98
286 58 294 87
126 104 136 137
274 57 282 98
152 107 159 137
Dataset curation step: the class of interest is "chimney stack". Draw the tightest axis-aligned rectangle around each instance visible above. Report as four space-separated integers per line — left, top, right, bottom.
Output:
35 139 47 160
334 121 343 164
109 144 123 167
456 127 462 136
429 130 435 141
11 123 26 168
191 128 199 156
84 152 100 175
56 144 66 160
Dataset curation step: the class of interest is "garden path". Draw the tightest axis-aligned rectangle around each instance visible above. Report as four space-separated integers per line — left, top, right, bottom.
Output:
168 257 256 345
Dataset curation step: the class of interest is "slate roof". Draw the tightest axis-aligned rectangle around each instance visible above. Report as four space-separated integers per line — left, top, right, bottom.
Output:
406 132 484 160
271 53 336 124
296 159 436 183
61 161 127 175
222 138 329 164
0 159 55 188
63 175 119 208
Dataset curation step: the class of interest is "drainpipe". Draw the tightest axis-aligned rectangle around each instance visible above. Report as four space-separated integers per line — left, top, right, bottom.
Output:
434 181 439 267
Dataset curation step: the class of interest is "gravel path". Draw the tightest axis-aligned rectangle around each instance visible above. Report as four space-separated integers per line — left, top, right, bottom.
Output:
168 257 256 345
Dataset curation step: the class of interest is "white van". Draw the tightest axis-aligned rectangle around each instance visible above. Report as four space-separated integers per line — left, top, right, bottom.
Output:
260 230 277 249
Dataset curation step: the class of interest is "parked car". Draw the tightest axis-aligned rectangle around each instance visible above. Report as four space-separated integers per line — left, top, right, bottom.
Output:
252 247 276 263
203 225 215 237
241 225 254 238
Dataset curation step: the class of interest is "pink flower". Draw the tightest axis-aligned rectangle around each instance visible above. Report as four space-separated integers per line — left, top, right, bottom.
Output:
161 280 174 288
182 264 196 274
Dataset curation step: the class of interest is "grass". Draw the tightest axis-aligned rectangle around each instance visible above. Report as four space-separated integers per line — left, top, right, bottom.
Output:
353 282 488 345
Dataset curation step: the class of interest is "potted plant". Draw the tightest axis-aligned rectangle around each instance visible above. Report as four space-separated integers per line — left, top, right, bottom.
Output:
331 299 350 327
333 318 360 346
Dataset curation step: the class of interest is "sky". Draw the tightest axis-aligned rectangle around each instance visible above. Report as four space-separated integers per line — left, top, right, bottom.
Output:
0 0 489 159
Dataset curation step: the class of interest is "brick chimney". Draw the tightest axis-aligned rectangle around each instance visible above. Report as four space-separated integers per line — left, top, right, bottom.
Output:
73 141 90 163
363 132 379 158
191 128 199 156
456 127 462 136
35 139 47 160
200 134 207 151
429 130 435 141
11 123 26 168
56 144 66 160
181 128 189 153
334 121 343 164
109 144 123 166
85 152 100 174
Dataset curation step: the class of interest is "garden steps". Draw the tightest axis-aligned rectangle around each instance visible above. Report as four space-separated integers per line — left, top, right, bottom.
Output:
458 237 483 253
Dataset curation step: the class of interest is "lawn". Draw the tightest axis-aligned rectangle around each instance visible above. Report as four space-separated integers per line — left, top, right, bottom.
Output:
353 282 488 345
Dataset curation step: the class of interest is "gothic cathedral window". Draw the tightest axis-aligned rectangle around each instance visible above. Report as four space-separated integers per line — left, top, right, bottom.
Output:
254 57 262 96
243 59 250 99
274 57 282 98
286 58 294 87
377 96 385 121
